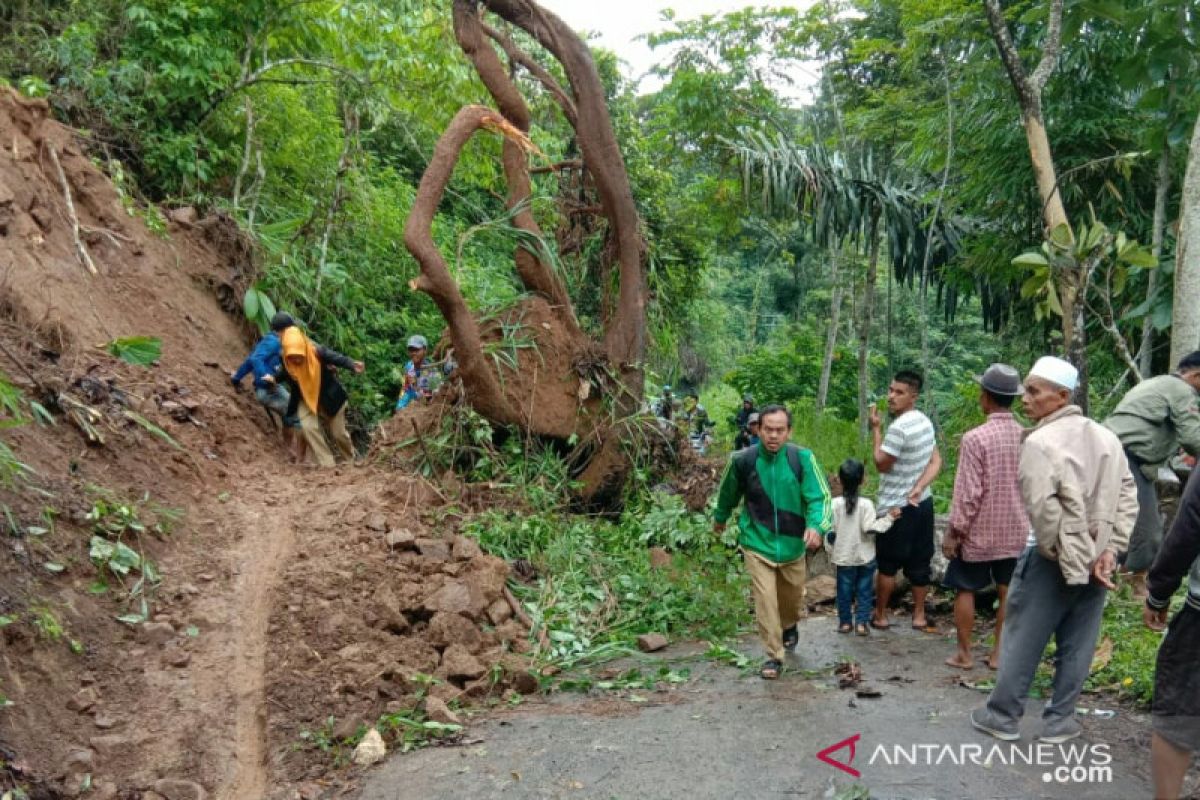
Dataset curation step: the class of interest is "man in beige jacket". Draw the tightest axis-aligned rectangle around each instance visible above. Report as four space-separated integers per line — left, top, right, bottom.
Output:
971 356 1138 744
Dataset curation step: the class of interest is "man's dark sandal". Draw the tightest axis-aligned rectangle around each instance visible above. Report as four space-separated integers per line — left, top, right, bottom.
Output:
782 625 798 649
761 659 782 680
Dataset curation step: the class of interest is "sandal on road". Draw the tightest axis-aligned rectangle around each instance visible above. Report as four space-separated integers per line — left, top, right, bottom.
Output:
855 623 870 636
837 622 853 634
783 624 799 649
760 659 782 680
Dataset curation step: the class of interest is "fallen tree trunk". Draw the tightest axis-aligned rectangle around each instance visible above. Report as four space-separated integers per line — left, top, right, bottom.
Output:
404 0 648 506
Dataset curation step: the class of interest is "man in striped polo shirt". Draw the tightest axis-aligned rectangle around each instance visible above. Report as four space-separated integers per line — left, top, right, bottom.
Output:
870 370 942 630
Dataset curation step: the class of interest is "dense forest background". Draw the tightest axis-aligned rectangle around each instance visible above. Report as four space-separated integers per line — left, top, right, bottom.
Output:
3 0 1198 454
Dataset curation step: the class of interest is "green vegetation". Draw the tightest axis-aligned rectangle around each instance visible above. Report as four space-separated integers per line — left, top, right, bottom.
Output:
463 497 748 668
84 488 180 624
2 0 1199 730
105 336 162 366
1085 588 1181 706
2 0 1196 426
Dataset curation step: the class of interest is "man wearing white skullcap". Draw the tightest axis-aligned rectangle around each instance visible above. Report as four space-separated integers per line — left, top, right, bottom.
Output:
972 355 1138 744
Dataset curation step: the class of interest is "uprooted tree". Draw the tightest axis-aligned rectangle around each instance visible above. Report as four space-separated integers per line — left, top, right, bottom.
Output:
404 0 648 507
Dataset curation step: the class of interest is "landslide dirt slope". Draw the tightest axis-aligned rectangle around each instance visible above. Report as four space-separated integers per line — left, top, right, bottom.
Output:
0 89 530 800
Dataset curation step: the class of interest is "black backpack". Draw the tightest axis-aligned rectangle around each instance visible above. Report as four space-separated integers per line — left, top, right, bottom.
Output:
733 443 807 485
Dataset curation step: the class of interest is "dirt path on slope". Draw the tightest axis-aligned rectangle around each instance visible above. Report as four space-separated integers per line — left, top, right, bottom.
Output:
108 463 308 797
197 469 302 799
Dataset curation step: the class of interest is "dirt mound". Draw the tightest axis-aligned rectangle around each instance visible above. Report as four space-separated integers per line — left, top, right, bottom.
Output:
264 479 537 790
0 87 532 800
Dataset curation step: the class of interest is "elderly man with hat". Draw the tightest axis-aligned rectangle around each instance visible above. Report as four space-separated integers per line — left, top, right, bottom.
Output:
942 364 1030 671
971 356 1138 744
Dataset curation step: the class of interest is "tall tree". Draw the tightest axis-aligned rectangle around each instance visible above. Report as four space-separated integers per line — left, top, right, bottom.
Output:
983 0 1088 383
1174 110 1200 366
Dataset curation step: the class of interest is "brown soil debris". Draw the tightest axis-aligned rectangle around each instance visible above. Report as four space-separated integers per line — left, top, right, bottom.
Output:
0 87 532 800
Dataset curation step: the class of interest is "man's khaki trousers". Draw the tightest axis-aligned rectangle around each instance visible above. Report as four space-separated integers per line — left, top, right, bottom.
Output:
744 549 807 661
297 402 354 466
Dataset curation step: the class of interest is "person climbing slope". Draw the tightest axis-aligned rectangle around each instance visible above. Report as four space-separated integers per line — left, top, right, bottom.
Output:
230 312 289 416
278 323 364 466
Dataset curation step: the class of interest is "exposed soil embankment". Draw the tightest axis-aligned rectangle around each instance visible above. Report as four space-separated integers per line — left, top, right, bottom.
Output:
0 88 534 800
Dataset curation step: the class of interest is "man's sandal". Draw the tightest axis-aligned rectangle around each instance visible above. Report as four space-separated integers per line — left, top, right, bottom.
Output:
837 623 853 634
855 623 870 636
783 624 799 649
760 659 782 680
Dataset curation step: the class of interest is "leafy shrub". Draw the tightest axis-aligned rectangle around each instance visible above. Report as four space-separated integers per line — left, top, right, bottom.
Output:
463 507 748 668
724 326 871 421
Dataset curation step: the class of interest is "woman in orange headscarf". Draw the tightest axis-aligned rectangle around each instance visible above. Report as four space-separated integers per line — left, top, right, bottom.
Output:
278 323 364 466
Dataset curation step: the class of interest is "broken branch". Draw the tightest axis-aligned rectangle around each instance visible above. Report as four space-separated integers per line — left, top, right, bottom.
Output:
47 146 98 275
530 159 582 174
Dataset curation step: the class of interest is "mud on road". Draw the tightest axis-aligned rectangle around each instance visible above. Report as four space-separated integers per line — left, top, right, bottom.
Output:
357 616 1160 800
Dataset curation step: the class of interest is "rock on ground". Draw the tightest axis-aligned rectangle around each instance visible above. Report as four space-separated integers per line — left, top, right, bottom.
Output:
352 728 387 767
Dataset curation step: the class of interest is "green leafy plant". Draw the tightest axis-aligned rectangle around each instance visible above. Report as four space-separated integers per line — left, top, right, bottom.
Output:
243 287 279 335
636 491 711 550
85 489 177 623
297 716 338 753
106 336 162 366
123 410 182 450
704 642 752 670
30 606 64 641
17 75 50 97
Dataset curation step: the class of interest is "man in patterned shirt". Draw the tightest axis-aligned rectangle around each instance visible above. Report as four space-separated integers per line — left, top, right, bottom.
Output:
942 364 1029 670
870 370 942 630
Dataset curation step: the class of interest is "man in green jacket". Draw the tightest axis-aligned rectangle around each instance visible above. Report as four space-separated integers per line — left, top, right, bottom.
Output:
714 404 832 679
1105 351 1200 596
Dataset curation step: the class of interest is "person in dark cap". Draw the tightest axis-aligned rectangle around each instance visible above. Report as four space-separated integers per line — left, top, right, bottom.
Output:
942 363 1029 671
747 412 762 446
231 313 300 453
734 394 757 449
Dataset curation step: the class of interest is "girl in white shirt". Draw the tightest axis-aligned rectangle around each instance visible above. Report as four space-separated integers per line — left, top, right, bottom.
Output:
829 459 898 635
